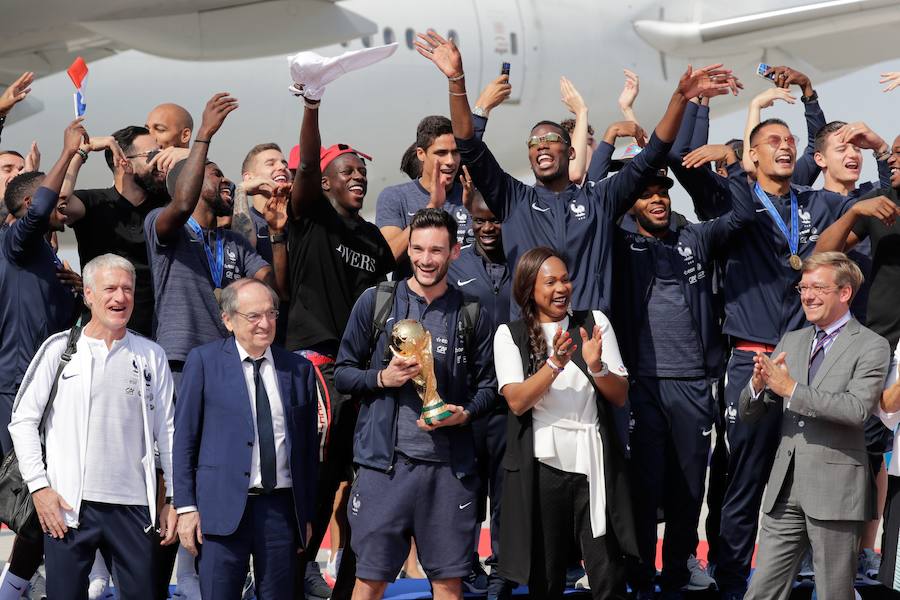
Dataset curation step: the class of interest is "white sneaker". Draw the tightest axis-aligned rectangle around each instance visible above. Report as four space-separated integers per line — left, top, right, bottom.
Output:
682 555 716 591
87 577 109 600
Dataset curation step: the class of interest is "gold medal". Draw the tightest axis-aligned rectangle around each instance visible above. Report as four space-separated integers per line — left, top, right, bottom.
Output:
789 254 802 271
214 287 222 304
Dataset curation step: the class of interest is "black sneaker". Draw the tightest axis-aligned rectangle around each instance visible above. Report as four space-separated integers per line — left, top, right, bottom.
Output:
305 562 333 600
462 560 489 595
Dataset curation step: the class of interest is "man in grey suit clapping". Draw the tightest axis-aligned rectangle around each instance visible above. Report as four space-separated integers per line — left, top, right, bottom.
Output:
740 251 891 600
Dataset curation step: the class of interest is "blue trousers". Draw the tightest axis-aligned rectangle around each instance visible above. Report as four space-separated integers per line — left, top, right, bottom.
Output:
45 501 155 600
199 490 298 600
715 349 783 593
627 376 715 592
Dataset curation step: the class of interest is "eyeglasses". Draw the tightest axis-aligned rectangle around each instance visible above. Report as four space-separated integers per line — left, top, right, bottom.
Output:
752 134 798 150
234 309 279 324
795 284 841 296
526 133 568 148
473 217 501 226
126 149 161 163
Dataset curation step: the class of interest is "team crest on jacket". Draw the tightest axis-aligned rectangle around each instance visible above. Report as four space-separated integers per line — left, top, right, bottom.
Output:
570 203 587 220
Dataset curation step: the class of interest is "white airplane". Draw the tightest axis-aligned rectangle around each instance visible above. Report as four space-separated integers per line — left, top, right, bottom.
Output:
3 0 900 211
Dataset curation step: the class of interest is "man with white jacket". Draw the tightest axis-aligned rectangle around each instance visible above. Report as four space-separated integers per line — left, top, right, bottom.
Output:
9 253 177 600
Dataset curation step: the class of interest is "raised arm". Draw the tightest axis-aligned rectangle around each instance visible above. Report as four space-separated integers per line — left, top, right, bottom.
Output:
63 136 128 224
617 69 640 124
415 30 473 140
585 121 647 184
471 74 512 141
153 93 238 243
0 72 34 145
741 87 797 173
291 102 325 219
561 77 589 184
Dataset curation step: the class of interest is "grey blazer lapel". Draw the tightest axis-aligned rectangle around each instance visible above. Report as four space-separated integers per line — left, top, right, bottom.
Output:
811 318 859 388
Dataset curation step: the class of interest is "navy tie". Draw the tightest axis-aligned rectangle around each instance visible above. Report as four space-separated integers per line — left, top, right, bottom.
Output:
249 357 277 493
808 329 829 383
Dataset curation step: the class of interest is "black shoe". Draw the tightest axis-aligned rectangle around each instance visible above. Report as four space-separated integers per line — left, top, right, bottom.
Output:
305 563 333 599
462 560 489 595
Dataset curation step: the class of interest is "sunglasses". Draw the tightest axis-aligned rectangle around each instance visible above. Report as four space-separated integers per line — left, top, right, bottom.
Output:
126 149 161 163
752 134 798 150
526 133 569 148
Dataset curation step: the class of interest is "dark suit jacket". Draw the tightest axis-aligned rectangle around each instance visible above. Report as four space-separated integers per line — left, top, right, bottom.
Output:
739 318 890 521
173 337 319 541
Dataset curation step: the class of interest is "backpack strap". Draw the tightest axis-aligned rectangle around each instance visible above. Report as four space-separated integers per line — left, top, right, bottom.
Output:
458 298 480 368
368 281 399 369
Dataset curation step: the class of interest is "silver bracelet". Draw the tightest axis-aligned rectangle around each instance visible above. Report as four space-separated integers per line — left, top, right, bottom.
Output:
587 361 609 378
447 72 465 82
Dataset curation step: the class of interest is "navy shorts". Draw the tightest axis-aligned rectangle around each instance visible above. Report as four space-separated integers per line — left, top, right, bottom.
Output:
348 456 478 581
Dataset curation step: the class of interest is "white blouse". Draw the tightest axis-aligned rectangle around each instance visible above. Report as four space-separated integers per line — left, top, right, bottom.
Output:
493 310 628 537
877 343 900 477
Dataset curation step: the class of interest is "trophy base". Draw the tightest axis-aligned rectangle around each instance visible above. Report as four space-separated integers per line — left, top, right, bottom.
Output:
422 401 453 425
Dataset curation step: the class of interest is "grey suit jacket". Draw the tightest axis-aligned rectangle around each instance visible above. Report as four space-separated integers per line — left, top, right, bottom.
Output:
739 317 890 522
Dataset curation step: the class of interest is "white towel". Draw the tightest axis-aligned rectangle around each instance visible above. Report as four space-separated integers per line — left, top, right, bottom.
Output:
287 43 398 101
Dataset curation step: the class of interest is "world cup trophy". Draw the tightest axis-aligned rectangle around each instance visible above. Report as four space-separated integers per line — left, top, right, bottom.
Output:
390 319 452 425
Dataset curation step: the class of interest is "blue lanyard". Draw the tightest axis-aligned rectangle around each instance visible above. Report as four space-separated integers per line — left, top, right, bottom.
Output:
187 217 224 288
753 183 799 256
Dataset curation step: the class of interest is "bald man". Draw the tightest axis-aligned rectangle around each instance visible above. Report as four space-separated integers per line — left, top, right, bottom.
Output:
146 103 193 150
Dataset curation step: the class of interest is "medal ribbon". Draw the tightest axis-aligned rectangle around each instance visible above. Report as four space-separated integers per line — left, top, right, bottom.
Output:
187 217 224 288
753 183 799 258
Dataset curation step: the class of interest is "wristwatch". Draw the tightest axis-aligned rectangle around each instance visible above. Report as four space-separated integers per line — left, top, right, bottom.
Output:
873 147 891 161
472 106 487 118
270 232 286 244
587 361 609 378
800 90 818 104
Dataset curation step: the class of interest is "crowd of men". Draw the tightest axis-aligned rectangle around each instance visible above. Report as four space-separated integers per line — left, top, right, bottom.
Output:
1 32 900 600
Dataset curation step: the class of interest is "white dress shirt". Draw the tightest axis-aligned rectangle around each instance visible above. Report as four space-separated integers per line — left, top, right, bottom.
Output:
236 341 292 490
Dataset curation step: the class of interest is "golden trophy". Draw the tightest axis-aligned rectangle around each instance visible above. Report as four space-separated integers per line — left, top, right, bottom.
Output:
390 319 452 425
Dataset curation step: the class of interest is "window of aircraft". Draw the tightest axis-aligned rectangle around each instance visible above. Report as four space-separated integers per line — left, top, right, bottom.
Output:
362 35 372 48
510 32 518 55
384 27 396 45
448 29 459 46
405 28 415 49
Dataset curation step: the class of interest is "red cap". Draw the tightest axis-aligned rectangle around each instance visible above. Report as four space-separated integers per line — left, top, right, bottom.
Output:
287 144 301 170
320 144 372 172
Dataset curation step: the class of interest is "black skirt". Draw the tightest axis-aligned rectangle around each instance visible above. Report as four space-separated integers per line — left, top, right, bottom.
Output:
879 474 900 589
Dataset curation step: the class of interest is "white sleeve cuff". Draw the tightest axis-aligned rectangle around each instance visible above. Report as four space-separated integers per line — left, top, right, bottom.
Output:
176 506 198 515
26 475 50 494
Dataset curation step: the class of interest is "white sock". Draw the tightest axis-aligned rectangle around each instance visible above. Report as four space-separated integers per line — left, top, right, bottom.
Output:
0 565 30 600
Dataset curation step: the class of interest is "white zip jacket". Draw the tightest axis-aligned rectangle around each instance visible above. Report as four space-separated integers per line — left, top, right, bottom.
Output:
8 328 175 529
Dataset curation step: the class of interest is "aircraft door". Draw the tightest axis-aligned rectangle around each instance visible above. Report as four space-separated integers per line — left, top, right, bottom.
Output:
474 0 525 103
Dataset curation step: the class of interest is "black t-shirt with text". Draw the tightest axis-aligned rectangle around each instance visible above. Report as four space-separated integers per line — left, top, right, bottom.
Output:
853 188 900 348
72 187 167 337
286 195 395 353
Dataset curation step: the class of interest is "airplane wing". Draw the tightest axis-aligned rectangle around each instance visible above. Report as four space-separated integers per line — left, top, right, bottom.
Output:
634 0 900 71
0 0 376 81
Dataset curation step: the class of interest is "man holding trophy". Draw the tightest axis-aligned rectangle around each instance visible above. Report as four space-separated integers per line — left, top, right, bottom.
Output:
335 208 498 600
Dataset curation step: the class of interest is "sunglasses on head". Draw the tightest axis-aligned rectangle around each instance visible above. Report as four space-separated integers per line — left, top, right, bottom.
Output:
526 133 568 148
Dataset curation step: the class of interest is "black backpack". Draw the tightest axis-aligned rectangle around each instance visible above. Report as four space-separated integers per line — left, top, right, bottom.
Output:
367 281 480 369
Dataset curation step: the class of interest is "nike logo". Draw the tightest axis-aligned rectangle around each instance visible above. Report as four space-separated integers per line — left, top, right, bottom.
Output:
407 211 417 216
457 278 476 286
531 202 550 212
458 501 473 510
629 244 648 252
61 372 78 379
701 428 712 437
9 584 22 591
755 208 769 213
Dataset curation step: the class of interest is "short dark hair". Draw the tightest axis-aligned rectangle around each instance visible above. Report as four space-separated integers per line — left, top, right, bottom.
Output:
408 208 456 247
0 150 24 160
749 118 789 147
531 120 571 145
399 142 421 180
559 118 594 138
814 121 848 154
415 115 453 152
241 142 282 175
105 126 151 171
725 138 744 160
4 170 44 216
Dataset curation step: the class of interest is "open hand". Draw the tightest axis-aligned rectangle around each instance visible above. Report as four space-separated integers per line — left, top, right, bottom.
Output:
677 64 735 100
0 72 34 116
197 92 239 140
579 325 604 373
560 77 586 115
33 486 72 539
751 87 797 110
618 69 640 112
880 72 900 93
415 30 464 79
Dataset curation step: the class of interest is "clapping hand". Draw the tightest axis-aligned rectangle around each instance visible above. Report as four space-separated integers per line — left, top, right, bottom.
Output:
759 352 795 398
579 325 604 374
550 326 576 370
560 77 586 115
618 69 640 114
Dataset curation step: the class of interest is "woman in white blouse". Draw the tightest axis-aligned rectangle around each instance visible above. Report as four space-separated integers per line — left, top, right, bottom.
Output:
493 247 636 600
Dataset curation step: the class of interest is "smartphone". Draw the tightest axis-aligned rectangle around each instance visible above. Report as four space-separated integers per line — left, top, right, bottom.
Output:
501 62 511 77
756 63 776 83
